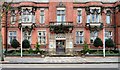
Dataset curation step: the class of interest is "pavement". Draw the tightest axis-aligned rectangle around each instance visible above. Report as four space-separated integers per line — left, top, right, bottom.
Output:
1 56 120 64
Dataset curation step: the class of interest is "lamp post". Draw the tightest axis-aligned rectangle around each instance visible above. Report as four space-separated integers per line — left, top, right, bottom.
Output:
0 13 4 61
0 4 4 61
103 27 105 57
21 26 23 57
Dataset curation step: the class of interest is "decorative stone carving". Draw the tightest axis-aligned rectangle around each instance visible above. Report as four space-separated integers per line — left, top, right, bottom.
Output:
56 2 66 8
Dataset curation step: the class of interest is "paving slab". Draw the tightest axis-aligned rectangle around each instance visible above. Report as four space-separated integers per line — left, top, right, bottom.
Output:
1 56 120 64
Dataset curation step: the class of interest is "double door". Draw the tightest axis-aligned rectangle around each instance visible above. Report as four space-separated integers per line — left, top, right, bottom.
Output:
56 40 65 54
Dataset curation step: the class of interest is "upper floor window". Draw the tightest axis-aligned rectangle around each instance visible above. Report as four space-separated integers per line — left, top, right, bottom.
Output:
91 9 100 22
57 8 65 22
40 9 45 24
21 7 35 23
77 9 82 24
8 31 17 44
87 15 90 23
76 31 84 44
11 10 16 24
38 31 46 45
106 10 111 24
86 7 101 23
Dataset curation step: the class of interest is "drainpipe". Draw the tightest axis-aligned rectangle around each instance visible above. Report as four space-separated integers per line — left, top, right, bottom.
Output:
113 8 116 50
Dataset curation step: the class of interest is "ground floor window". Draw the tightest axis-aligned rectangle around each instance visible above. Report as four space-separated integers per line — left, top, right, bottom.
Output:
90 31 98 43
76 31 84 44
8 31 17 44
38 31 46 45
105 31 112 40
23 31 31 43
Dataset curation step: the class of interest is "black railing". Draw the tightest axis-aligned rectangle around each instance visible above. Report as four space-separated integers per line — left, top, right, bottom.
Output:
49 22 74 33
85 22 103 31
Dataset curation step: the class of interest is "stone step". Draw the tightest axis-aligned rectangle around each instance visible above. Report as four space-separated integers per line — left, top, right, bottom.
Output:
49 54 73 57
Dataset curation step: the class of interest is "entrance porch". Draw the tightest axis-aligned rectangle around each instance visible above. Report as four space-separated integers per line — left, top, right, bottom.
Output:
49 33 73 55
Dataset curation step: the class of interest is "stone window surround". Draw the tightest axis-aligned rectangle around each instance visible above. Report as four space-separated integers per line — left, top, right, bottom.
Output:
37 30 46 45
40 8 45 24
77 8 82 24
8 31 17 44
76 31 84 44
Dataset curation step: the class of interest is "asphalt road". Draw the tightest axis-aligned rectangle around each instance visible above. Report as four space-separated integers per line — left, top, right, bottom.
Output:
1 68 119 70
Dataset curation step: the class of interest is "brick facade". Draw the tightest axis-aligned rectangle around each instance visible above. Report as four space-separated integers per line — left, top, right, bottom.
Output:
1 0 120 54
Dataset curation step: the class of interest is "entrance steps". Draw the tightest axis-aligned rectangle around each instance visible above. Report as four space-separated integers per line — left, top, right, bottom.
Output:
49 54 74 57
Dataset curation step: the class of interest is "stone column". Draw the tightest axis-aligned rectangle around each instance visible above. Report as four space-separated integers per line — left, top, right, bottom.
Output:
65 33 73 55
49 33 56 55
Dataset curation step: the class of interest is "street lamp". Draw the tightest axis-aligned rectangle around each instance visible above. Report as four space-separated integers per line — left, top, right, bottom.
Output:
0 3 4 61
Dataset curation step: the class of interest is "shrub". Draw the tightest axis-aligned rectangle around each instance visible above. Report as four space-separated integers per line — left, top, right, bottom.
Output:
22 39 30 48
105 38 115 48
11 39 20 49
35 42 40 54
93 37 103 47
82 41 89 55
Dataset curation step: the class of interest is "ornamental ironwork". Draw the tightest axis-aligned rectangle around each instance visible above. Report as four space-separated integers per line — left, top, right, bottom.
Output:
18 23 36 35
49 22 73 34
85 22 103 31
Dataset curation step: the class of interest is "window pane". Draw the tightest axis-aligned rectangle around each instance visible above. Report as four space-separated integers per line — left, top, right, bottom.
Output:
32 15 35 23
78 11 81 15
40 10 45 24
87 15 90 23
62 16 65 22
8 31 17 44
77 16 81 23
41 11 44 15
92 14 95 22
96 15 99 22
38 31 46 44
57 10 65 22
76 32 79 36
106 16 110 24
10 32 12 35
57 16 61 22
13 32 16 35
28 15 32 22
80 37 83 44
76 31 84 44
90 31 98 43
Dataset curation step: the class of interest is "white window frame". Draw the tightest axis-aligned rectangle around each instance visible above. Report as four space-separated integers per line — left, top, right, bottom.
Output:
21 7 34 23
106 10 111 24
11 10 16 24
76 31 84 44
91 13 99 22
40 9 45 24
77 9 82 24
106 15 110 24
8 31 17 44
57 9 66 22
89 7 101 23
38 30 46 45
23 31 32 44
87 15 90 23
105 31 112 40
90 31 98 43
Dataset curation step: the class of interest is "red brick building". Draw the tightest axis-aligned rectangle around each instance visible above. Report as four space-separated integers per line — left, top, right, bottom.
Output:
1 0 120 55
